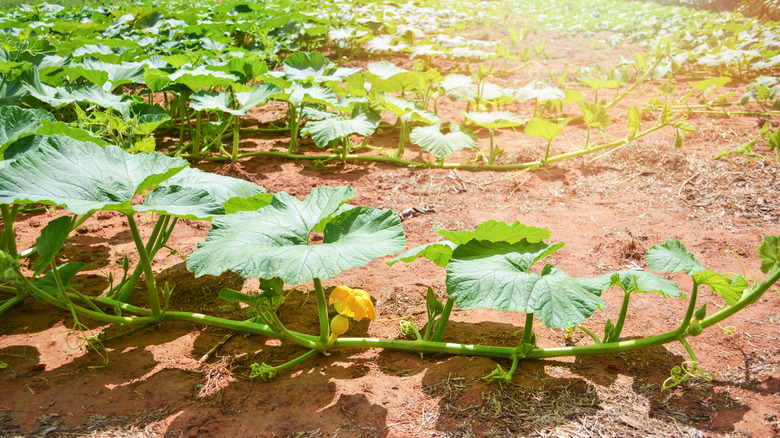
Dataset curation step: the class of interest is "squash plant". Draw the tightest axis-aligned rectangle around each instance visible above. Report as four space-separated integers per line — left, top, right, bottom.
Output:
2 136 778 388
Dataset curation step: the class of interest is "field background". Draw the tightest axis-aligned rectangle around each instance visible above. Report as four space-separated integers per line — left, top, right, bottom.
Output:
1 0 779 436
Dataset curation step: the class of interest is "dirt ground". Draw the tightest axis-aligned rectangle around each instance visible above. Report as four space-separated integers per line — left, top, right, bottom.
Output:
1 27 780 438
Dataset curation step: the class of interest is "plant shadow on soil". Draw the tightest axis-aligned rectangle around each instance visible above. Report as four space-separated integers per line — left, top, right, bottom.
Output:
0 287 772 437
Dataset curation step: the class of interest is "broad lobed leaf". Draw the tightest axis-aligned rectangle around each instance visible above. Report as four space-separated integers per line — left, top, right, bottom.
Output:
187 186 405 284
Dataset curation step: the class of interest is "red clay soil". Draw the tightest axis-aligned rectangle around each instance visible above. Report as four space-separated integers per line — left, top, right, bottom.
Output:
2 30 780 438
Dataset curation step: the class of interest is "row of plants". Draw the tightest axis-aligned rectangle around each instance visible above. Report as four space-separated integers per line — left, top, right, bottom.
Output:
1 0 778 170
1 136 779 386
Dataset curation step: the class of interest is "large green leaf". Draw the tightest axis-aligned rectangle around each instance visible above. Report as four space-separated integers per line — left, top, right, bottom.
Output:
524 118 564 143
76 59 146 86
190 91 243 115
31 262 86 299
303 106 380 148
386 241 458 268
0 106 56 152
462 111 524 130
692 270 748 306
283 51 360 84
409 124 477 159
276 82 338 107
31 216 72 275
609 270 681 298
442 74 474 102
514 81 565 103
187 186 406 284
364 61 420 92
388 221 551 268
133 104 171 136
22 72 132 116
0 135 187 215
578 102 612 129
382 95 440 124
438 220 550 245
645 239 704 274
35 120 108 146
138 167 271 220
169 66 239 92
236 83 282 111
758 235 780 274
446 240 607 328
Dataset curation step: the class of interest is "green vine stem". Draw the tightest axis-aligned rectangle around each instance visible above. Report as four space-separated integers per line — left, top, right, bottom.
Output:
262 309 319 349
0 292 30 316
0 285 18 296
9 257 779 374
1 204 19 257
287 102 301 153
50 259 83 325
111 215 167 300
129 215 176 301
189 121 671 170
313 278 329 347
396 121 408 159
250 349 320 381
610 290 632 341
430 297 454 342
487 129 498 165
125 213 162 318
577 325 601 344
232 115 240 163
520 312 535 345
662 337 714 390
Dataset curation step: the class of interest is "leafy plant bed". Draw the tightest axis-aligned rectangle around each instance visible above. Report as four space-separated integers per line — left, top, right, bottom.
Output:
2 0 780 436
1 140 779 437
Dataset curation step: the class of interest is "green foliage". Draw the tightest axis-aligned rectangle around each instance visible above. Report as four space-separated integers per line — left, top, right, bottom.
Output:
186 185 406 284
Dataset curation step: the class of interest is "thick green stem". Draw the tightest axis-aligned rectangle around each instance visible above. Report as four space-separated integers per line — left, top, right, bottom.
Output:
125 214 161 318
520 312 535 345
11 267 776 366
604 56 665 111
0 291 30 316
239 127 291 134
528 283 700 359
1 204 18 256
396 121 407 159
111 216 168 301
228 116 238 162
265 310 320 349
431 297 454 342
584 126 591 149
50 260 81 324
313 278 329 347
610 290 632 341
700 267 780 330
578 325 601 344
188 121 668 170
267 349 320 373
288 102 300 153
190 121 666 171
19 274 157 325
178 96 186 152
487 129 497 164
0 285 17 295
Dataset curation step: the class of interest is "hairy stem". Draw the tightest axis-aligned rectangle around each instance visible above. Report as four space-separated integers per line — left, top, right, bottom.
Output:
611 290 632 342
520 312 535 345
1 204 18 256
125 214 161 318
431 297 454 342
313 278 329 347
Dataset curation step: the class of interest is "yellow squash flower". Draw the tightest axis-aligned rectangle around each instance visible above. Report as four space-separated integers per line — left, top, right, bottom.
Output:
329 285 376 321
